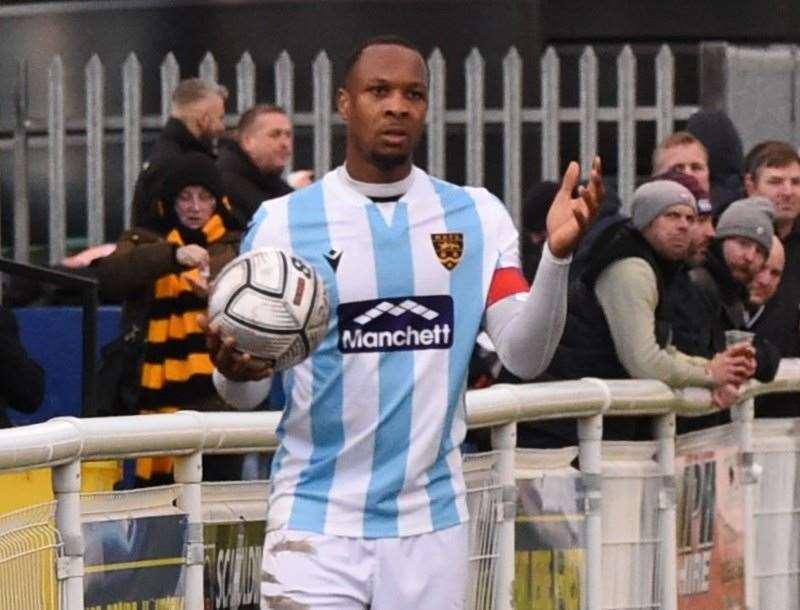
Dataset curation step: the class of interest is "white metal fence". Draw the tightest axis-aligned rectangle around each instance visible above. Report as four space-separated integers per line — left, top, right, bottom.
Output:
1 44 700 264
2 361 800 609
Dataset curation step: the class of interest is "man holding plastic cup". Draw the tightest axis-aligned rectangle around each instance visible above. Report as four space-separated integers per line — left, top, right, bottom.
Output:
688 196 781 383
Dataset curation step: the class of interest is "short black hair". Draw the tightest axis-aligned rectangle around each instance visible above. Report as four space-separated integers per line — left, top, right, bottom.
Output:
341 35 426 87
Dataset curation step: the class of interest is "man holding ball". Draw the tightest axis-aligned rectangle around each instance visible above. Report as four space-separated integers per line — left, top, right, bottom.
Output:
203 35 602 610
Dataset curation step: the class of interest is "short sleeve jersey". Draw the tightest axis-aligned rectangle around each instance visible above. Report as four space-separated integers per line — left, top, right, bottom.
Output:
243 166 524 538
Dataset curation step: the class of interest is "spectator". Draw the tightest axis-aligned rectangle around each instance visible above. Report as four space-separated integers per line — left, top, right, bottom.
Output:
529 181 749 446
217 104 313 228
687 197 780 381
0 305 45 428
655 171 716 357
97 153 242 485
743 141 800 315
687 110 746 212
745 237 800 417
650 171 714 266
131 78 228 230
652 131 711 192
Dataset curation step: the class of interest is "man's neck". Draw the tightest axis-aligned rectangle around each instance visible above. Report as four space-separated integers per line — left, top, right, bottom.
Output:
776 216 796 240
171 114 201 141
344 158 413 184
340 165 414 199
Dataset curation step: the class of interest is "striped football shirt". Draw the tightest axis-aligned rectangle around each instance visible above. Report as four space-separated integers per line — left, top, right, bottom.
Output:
243 165 526 538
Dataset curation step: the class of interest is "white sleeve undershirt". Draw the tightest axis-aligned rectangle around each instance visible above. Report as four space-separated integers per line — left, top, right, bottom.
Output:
483 243 571 380
212 369 272 410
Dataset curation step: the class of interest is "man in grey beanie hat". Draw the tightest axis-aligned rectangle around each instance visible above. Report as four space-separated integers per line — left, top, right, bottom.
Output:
631 179 698 231
681 195 780 418
713 196 774 284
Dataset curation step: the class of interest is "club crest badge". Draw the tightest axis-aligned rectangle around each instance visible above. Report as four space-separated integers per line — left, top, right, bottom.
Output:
431 233 464 270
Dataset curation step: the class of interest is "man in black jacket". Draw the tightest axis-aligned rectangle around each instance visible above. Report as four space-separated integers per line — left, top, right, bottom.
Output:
0 305 44 428
689 197 781 380
217 105 313 228
131 78 228 230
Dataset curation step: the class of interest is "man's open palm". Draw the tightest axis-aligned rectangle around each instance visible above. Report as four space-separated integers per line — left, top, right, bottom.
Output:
546 156 604 259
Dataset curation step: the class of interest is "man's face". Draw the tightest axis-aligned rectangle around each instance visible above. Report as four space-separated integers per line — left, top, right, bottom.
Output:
656 143 710 192
641 203 696 261
746 162 800 224
241 112 293 174
338 44 428 181
722 237 766 285
198 94 226 139
687 214 715 265
174 185 216 230
749 238 785 306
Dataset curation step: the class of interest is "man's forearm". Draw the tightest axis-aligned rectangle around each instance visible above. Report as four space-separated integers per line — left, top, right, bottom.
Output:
212 369 272 410
485 244 571 380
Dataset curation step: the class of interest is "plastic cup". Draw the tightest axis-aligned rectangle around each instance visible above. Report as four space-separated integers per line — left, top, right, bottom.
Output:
724 329 755 347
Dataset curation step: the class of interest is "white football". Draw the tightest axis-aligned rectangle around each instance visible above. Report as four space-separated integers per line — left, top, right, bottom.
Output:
208 247 330 371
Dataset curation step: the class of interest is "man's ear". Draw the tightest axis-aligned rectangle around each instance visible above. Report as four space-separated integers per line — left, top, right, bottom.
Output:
337 87 350 121
744 173 756 196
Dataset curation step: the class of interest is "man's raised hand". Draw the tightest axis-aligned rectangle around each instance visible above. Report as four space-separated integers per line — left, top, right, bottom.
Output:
546 156 603 259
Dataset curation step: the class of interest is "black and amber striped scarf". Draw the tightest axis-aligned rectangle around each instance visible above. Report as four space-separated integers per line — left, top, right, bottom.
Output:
136 214 226 482
138 213 226 414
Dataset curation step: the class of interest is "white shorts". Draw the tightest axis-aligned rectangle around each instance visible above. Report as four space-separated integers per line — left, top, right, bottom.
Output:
261 523 468 610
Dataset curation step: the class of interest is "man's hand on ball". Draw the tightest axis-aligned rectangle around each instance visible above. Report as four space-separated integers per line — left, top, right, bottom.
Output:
198 314 274 382
176 244 210 269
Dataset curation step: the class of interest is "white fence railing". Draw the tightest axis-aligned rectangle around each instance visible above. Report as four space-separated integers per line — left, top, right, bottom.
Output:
2 361 800 610
2 44 699 263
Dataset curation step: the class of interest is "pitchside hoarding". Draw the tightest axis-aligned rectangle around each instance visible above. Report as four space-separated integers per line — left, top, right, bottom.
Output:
676 426 745 610
83 514 187 610
514 448 585 609
204 521 265 610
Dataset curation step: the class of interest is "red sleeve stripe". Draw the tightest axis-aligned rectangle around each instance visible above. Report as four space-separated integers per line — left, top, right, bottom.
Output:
487 267 530 308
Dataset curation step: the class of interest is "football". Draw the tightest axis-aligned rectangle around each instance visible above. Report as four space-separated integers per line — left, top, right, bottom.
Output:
207 247 330 371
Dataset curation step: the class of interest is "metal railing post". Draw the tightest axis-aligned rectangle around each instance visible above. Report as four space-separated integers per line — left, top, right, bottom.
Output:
732 397 759 610
174 451 204 610
490 421 517 610
579 414 603 610
53 460 84 610
655 413 677 610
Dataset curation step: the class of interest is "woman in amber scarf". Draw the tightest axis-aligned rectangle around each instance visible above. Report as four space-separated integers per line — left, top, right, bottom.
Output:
98 153 242 485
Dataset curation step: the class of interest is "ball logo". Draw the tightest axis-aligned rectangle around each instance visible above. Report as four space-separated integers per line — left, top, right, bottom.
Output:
337 295 454 353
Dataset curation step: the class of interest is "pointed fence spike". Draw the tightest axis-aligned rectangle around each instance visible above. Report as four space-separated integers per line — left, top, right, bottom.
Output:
236 51 256 114
199 51 218 84
160 52 180 124
427 48 446 178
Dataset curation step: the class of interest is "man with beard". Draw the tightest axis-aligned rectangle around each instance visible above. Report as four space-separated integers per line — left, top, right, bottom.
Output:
202 35 605 609
655 171 716 357
688 197 780 380
131 78 227 230
217 104 314 228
